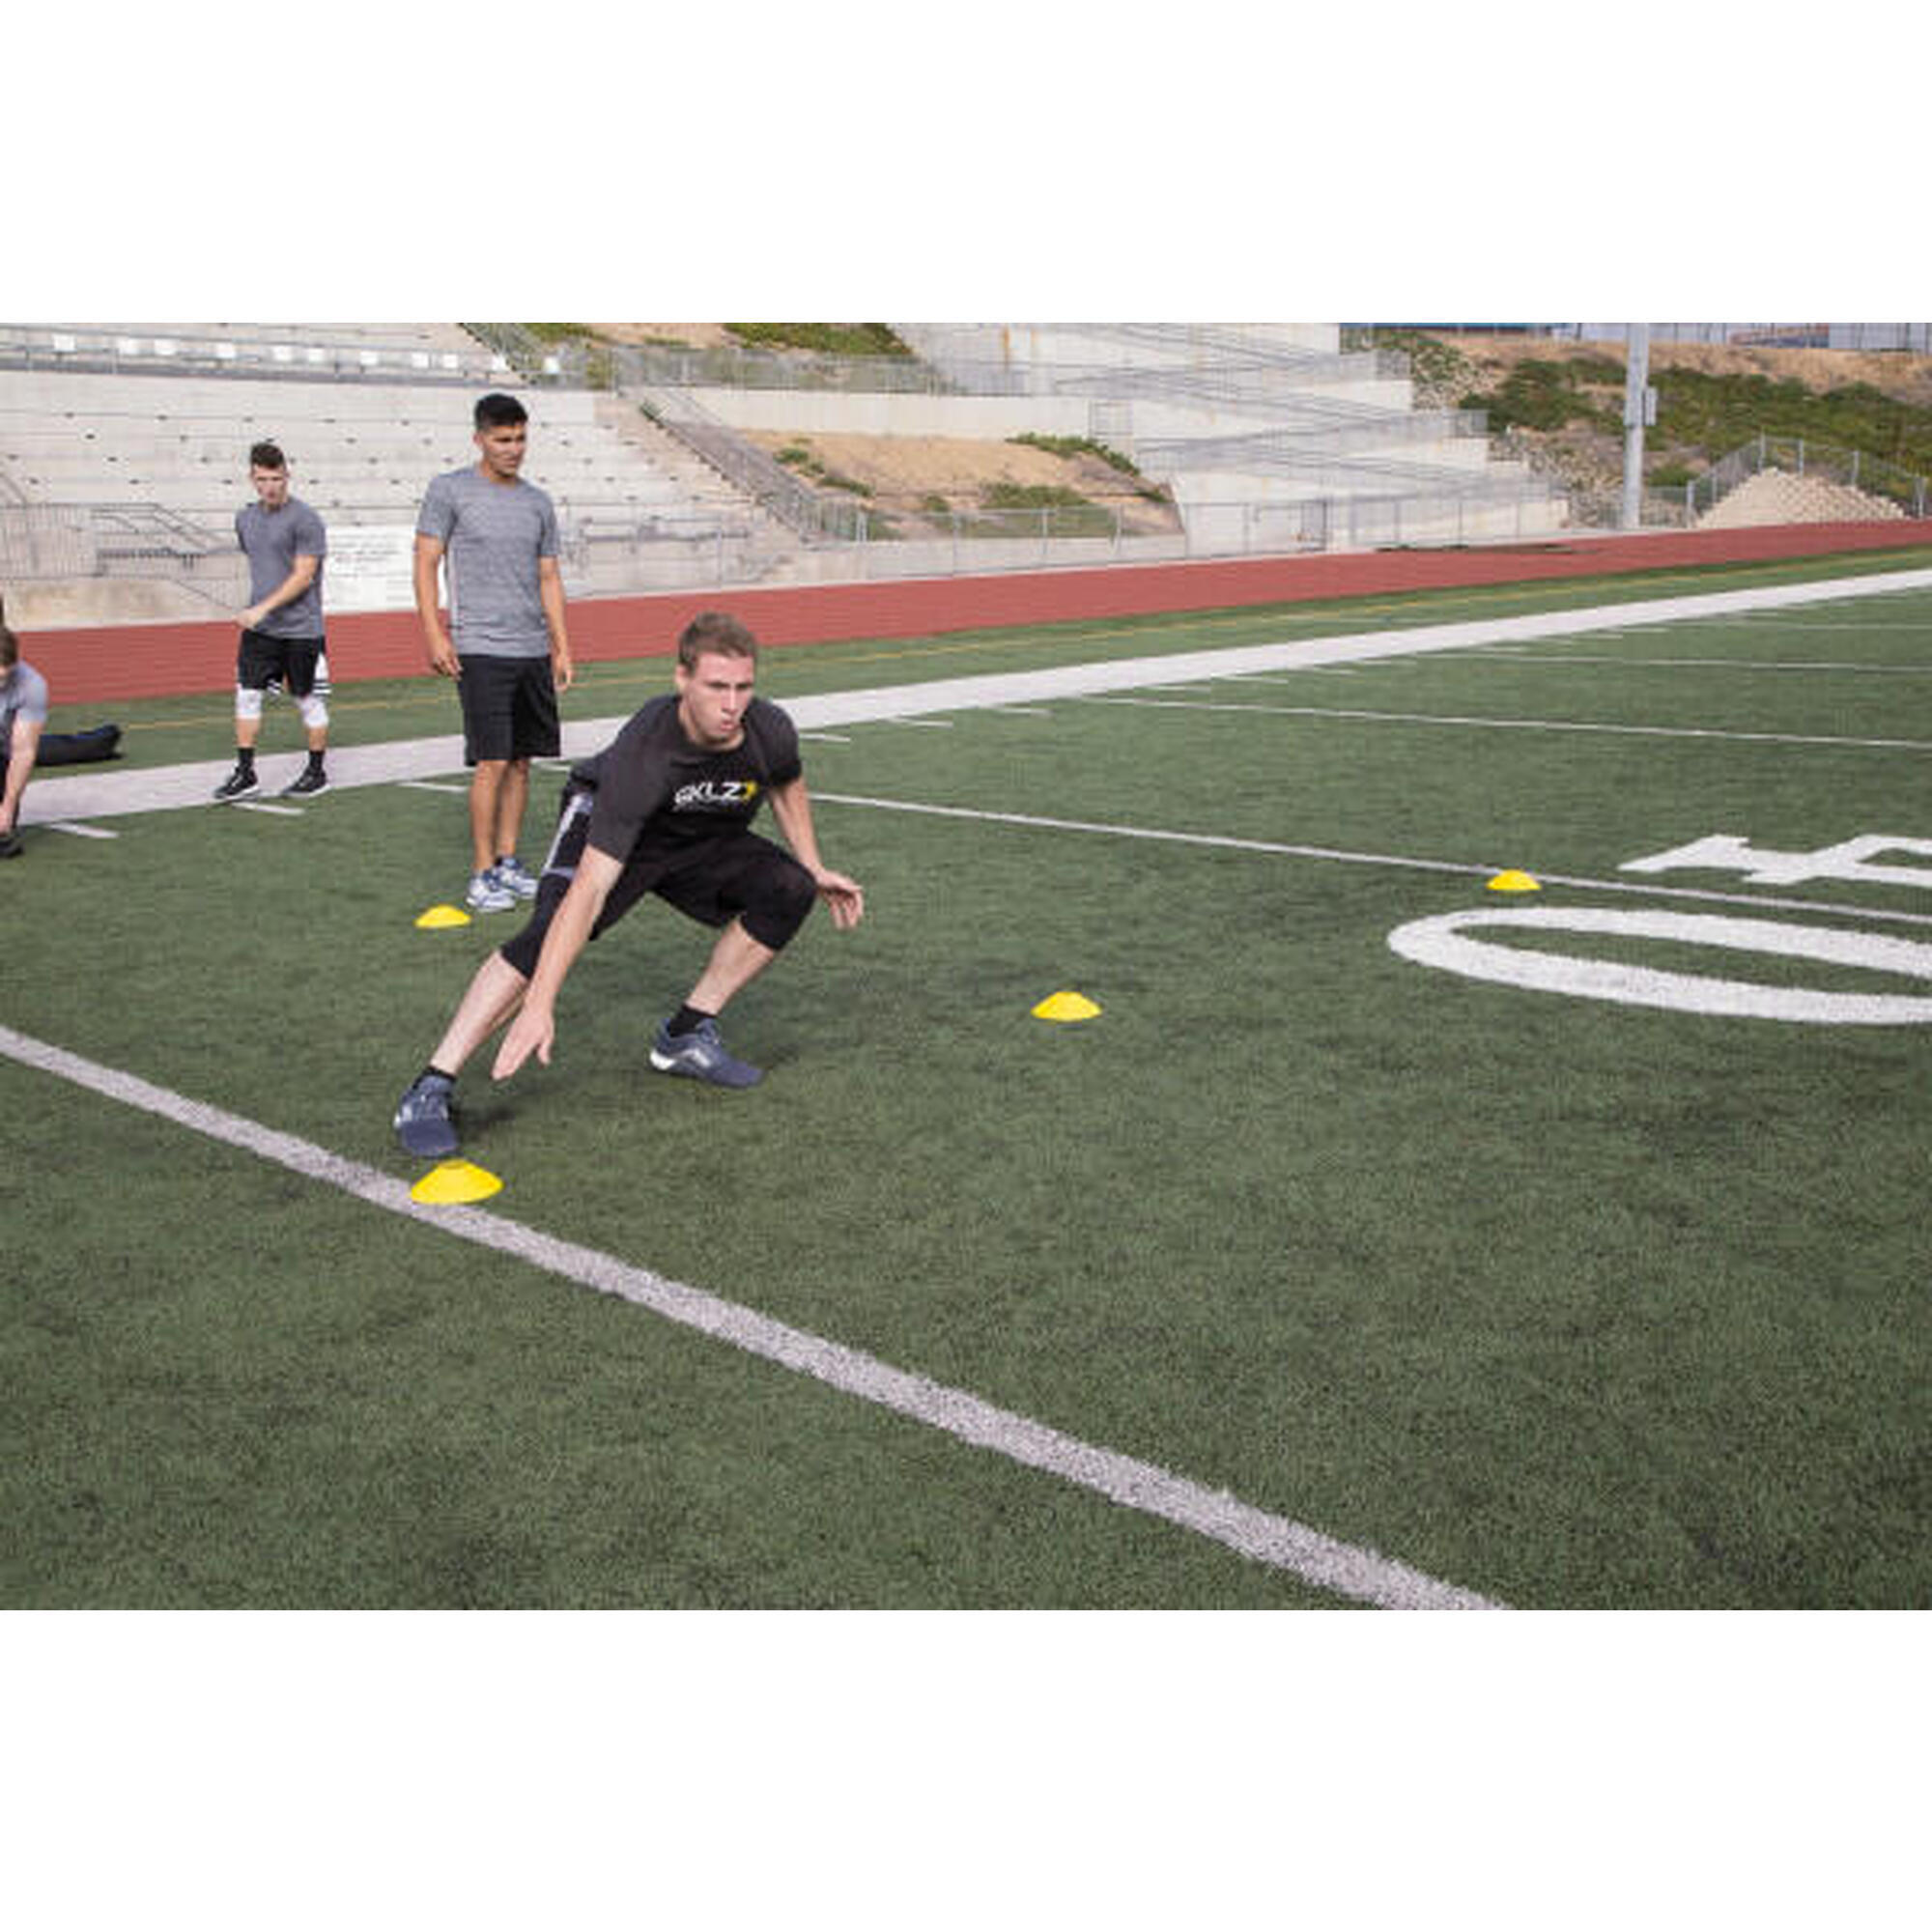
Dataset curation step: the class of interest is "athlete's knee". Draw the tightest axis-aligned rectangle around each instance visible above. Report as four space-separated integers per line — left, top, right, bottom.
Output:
235 685 266 721
741 861 817 951
298 693 328 730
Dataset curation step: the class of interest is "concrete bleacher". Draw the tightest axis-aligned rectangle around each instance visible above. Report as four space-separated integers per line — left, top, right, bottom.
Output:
894 324 1566 548
0 369 724 521
0 329 790 617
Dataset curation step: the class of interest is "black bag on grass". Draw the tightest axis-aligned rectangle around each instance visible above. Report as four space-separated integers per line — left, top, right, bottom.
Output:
36 724 123 767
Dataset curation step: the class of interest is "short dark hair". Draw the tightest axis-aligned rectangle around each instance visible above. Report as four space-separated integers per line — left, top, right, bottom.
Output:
677 611 759 669
249 441 287 471
474 392 528 432
0 624 19 668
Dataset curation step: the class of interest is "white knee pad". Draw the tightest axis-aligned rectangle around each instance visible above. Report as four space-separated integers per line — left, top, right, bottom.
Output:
298 693 329 730
235 685 266 722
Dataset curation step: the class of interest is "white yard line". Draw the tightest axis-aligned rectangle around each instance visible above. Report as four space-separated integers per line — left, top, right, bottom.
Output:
23 565 1932 829
397 780 471 795
233 801 305 816
1087 694 1932 753
810 792 1932 929
1457 653 1932 673
43 821 118 839
0 1023 1500 1612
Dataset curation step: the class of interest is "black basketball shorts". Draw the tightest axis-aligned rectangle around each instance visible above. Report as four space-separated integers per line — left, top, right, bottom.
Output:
457 653 560 765
237 628 327 698
497 788 817 977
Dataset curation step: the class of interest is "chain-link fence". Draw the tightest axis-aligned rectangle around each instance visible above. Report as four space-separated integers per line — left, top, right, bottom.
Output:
1687 435 1929 520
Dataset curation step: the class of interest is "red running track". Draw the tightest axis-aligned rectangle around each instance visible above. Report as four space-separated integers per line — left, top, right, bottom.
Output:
22 521 1932 705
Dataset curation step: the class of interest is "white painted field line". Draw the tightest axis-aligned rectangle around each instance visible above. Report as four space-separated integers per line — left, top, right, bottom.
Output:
234 802 305 817
988 706 1055 718
397 780 471 795
0 1024 1498 1610
1460 652 1932 674
812 792 1932 929
43 821 118 839
1088 694 1932 753
799 733 852 745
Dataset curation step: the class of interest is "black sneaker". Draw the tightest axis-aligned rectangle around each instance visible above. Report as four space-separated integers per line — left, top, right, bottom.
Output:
0 830 22 859
213 765 260 803
281 766 329 798
394 1071 460 1158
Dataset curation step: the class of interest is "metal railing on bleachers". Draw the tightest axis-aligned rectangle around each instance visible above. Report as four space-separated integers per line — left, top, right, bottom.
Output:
0 324 517 387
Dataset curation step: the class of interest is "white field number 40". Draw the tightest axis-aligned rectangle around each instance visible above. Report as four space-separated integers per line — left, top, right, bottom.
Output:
1388 834 1932 1025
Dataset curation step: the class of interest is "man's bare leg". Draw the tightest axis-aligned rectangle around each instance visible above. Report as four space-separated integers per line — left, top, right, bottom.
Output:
469 759 507 875
493 757 530 865
684 918 779 1015
429 952 530 1075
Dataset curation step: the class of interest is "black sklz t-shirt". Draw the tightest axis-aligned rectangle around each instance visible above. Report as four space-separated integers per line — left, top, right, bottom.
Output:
569 694 802 865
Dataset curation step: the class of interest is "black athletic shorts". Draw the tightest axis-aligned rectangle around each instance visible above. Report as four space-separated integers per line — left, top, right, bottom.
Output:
238 628 326 697
458 653 560 765
498 786 817 977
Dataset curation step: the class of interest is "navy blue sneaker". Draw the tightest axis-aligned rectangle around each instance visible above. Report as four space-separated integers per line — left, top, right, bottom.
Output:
394 1071 460 1157
648 1016 763 1089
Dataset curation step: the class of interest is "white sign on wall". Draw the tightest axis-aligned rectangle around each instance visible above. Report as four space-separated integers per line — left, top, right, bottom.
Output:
325 526 418 613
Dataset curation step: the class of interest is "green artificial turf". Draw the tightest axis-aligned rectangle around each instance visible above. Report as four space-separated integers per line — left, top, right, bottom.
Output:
6 562 1928 1605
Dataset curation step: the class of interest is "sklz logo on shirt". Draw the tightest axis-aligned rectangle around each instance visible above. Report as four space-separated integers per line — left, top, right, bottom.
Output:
673 780 759 810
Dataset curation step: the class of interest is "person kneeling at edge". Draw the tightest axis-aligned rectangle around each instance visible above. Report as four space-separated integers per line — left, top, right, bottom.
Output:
394 612 864 1159
1 614 49 860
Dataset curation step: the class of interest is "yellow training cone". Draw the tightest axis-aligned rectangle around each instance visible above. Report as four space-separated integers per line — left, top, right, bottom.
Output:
1033 990 1102 1022
410 1159 503 1206
415 903 473 929
1486 869 1541 894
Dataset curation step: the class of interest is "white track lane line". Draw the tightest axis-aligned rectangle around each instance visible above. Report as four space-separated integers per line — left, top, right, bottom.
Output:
0 1025 1501 1611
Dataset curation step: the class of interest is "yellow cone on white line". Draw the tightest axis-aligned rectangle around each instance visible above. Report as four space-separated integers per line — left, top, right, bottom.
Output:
415 903 472 929
1033 990 1102 1022
411 1160 503 1206
1487 869 1541 893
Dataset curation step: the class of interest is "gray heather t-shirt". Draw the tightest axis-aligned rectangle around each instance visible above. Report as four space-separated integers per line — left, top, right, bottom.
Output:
236 497 327 639
2 659 50 745
416 467 560 660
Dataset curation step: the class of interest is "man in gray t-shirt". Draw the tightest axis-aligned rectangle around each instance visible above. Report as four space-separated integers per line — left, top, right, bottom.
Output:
1 618 49 858
414 391 575 915
213 440 332 804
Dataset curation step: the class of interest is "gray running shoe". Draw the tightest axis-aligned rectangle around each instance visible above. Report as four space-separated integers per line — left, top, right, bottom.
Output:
648 1016 763 1089
467 869 516 913
394 1071 460 1157
213 765 260 803
492 856 539 899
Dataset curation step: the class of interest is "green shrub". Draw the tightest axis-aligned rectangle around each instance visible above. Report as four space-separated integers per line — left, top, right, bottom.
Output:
1477 359 1624 435
1007 432 1144 477
982 482 1088 510
724 324 911 358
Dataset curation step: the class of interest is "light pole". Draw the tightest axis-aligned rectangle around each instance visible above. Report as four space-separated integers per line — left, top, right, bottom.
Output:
1622 323 1656 530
